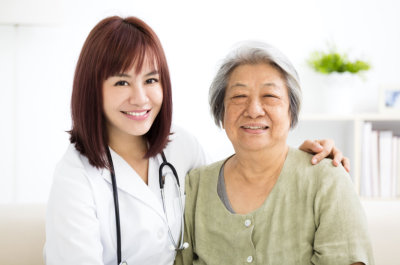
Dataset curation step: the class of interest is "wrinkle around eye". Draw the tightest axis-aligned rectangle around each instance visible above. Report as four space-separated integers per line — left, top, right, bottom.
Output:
232 95 247 99
230 96 248 104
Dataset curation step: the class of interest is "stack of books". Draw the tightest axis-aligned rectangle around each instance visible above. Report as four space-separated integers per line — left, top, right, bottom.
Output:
361 122 400 198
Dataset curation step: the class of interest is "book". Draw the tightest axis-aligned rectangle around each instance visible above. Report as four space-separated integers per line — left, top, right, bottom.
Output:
361 122 372 197
370 130 380 197
379 130 393 198
397 137 400 197
392 137 398 197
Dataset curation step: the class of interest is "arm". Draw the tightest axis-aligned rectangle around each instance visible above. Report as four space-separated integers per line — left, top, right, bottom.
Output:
174 171 199 265
311 165 374 265
45 158 104 265
299 139 350 172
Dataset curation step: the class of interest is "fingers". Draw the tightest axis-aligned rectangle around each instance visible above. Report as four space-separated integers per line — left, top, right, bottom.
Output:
304 138 351 172
299 139 323 154
330 147 343 166
311 149 330 165
342 157 351 172
329 147 351 172
311 139 334 164
307 139 333 165
317 139 335 155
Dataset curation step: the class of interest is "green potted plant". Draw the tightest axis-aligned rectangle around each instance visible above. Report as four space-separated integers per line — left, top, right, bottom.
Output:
308 49 370 75
307 47 371 114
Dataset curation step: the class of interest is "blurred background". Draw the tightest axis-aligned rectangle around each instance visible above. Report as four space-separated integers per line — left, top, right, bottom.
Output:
1 0 400 264
2 0 399 203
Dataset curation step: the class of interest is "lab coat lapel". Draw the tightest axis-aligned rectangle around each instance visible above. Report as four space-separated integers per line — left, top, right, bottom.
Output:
101 149 166 221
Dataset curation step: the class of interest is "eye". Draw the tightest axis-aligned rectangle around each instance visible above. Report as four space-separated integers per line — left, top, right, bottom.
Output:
230 94 247 104
145 78 159 84
114 80 129 86
232 94 247 99
263 94 279 99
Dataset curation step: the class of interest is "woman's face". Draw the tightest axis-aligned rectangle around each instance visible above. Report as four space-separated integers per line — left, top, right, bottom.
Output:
223 63 291 153
102 60 163 141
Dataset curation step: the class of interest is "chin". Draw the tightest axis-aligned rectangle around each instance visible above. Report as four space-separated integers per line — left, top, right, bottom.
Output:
125 126 152 137
239 140 286 152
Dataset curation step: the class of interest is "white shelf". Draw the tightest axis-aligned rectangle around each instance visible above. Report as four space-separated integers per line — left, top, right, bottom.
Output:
300 113 400 121
289 112 400 199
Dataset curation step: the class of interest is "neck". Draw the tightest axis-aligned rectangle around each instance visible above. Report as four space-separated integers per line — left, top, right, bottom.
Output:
107 128 150 184
108 130 148 161
229 143 289 183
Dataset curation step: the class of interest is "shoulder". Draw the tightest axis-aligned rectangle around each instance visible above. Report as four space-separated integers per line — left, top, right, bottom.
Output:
52 144 98 189
189 159 225 177
186 159 225 190
54 144 89 177
56 144 86 170
287 149 358 217
163 124 209 169
286 147 350 186
168 124 201 149
286 147 335 171
48 144 101 218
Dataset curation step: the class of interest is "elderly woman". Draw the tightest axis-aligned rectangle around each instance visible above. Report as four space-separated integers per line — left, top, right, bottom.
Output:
174 42 374 265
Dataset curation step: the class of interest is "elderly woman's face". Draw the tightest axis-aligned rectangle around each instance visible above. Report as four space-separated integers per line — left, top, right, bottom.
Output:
223 63 291 152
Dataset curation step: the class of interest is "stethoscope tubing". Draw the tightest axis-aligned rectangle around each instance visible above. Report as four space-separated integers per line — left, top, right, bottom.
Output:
106 147 185 265
106 147 122 264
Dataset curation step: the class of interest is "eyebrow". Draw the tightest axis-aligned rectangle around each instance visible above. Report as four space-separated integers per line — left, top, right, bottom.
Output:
112 70 159 78
144 70 159 77
262 83 278 88
229 82 277 89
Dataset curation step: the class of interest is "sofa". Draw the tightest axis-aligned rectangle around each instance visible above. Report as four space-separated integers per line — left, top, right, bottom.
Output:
0 201 399 265
0 204 46 265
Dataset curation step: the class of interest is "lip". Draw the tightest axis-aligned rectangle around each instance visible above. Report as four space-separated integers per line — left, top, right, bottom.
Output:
240 123 269 134
121 109 151 121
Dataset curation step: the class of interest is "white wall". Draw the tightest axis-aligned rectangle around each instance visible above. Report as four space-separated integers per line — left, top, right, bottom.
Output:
1 0 400 203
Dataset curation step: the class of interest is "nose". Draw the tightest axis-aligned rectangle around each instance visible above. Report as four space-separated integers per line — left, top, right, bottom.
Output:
129 83 148 106
246 97 265 118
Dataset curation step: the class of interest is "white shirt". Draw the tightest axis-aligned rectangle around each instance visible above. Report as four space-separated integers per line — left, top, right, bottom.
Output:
45 126 208 265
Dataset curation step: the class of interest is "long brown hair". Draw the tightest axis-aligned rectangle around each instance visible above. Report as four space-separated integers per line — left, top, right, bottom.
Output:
69 16 172 169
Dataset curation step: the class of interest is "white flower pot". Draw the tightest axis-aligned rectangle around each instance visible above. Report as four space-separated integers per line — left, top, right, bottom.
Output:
318 72 359 115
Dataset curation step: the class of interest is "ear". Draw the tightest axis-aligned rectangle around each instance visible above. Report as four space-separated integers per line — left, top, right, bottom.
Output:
221 110 225 129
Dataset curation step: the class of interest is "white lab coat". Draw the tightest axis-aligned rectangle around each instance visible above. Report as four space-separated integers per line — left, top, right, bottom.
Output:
45 126 208 265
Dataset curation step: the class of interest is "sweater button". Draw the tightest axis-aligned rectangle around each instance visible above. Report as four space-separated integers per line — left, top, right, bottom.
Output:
247 256 253 263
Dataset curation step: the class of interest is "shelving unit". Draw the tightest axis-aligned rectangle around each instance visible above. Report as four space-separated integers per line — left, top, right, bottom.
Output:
287 112 400 198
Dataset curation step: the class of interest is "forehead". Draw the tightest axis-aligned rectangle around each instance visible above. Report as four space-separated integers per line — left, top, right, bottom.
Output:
228 63 285 83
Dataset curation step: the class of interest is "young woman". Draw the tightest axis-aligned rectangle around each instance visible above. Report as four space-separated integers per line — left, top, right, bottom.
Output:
45 16 349 265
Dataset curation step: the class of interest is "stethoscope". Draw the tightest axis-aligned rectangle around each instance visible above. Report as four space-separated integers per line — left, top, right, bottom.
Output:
105 147 188 265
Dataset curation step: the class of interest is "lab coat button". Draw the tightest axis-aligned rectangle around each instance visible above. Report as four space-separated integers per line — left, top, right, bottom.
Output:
244 219 251 227
247 256 253 263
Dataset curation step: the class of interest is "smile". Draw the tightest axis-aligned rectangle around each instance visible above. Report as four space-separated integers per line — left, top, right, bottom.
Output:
122 110 149 117
241 125 269 129
121 110 151 121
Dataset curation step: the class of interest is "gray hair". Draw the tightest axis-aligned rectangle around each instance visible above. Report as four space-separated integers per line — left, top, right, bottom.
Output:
209 41 302 129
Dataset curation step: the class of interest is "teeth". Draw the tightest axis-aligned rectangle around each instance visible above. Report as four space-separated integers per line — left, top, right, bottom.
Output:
125 111 147 116
243 126 267 129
